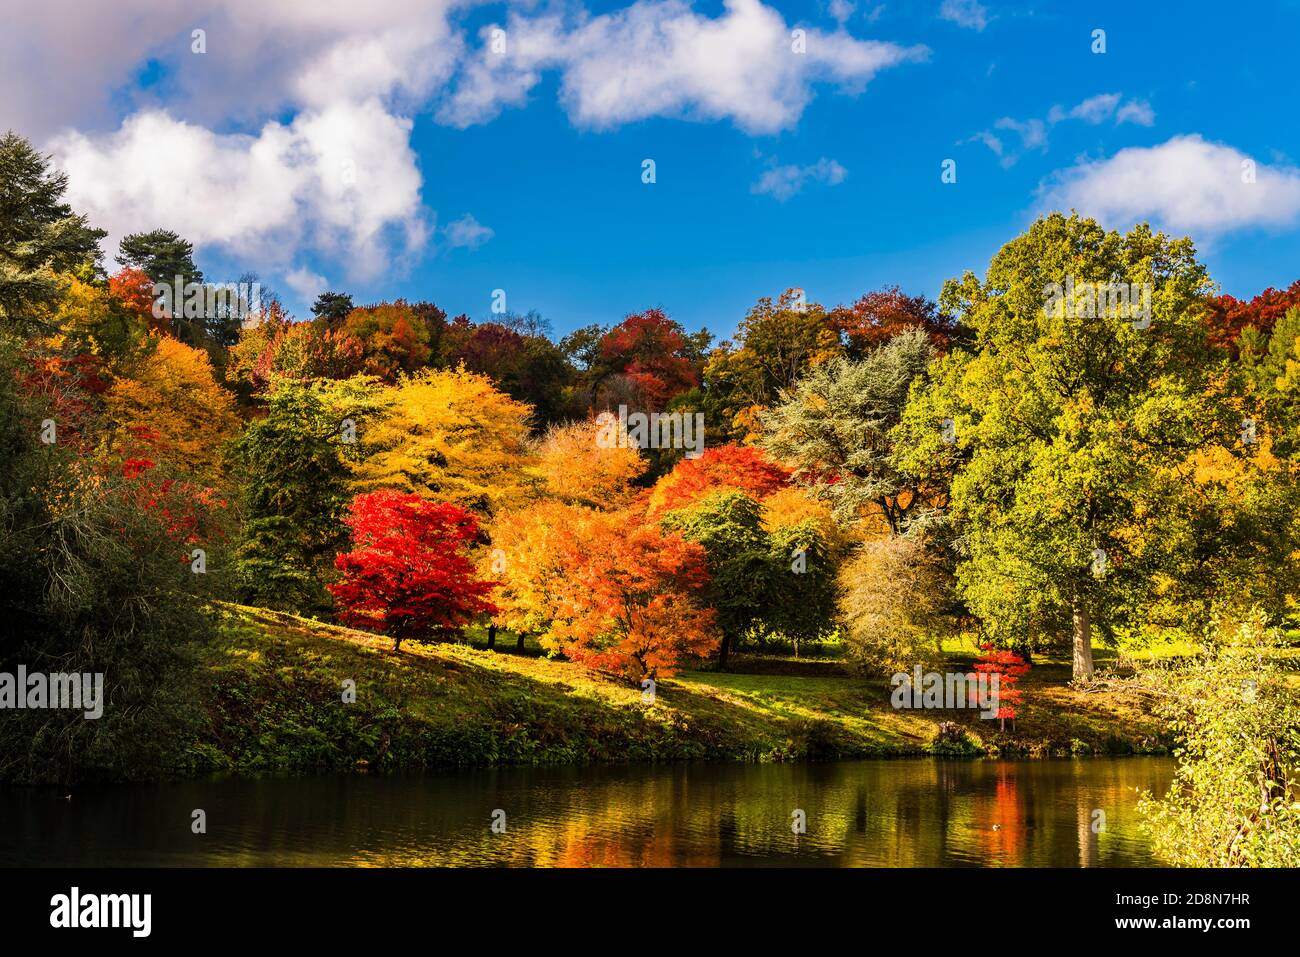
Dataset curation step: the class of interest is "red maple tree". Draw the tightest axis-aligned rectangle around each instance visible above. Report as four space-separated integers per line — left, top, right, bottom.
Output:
974 644 1031 731
599 308 699 410
329 490 497 651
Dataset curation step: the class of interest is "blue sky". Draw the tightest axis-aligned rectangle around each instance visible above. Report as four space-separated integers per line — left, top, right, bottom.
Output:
7 0 1299 339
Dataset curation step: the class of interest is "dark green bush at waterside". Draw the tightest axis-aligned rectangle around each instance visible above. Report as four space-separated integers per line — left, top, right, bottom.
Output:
0 337 219 784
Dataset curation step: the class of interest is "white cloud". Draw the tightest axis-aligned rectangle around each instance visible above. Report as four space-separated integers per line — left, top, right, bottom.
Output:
9 0 928 285
1115 99 1155 126
1048 93 1121 125
976 93 1156 166
442 213 495 250
939 0 987 31
752 157 847 201
284 267 329 302
439 0 929 134
49 101 428 282
1040 134 1300 237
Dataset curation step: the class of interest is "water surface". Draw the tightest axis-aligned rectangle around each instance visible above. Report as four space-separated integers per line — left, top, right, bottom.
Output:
0 758 1174 867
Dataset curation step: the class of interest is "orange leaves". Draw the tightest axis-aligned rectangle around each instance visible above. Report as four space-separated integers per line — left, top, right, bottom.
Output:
646 444 790 517
531 417 647 507
489 503 719 680
544 510 718 680
104 334 240 482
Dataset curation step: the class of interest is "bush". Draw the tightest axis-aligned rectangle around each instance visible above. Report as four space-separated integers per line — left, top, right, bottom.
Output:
839 535 954 676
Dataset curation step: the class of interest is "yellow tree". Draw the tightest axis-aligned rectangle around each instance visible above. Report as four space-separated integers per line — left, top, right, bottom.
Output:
353 366 537 515
104 334 240 482
531 417 646 508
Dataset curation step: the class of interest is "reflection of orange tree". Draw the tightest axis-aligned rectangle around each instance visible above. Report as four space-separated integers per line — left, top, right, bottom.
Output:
975 645 1030 731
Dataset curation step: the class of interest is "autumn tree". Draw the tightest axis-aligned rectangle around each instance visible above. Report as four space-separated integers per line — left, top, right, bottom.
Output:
647 444 789 517
532 417 646 508
1202 278 1300 353
341 300 432 380
485 500 585 648
595 308 700 411
839 534 954 676
830 286 960 357
103 334 240 483
543 509 718 680
448 313 581 427
353 366 537 515
703 288 842 441
330 490 497 651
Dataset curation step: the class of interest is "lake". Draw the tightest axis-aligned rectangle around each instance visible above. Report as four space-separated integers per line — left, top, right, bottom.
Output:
0 757 1174 867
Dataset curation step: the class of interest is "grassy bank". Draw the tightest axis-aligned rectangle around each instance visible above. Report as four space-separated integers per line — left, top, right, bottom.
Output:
184 604 1170 774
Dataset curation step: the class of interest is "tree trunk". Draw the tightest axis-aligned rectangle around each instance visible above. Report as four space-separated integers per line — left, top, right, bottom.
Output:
487 624 496 649
393 636 403 654
1071 591 1093 680
516 631 526 652
718 634 731 671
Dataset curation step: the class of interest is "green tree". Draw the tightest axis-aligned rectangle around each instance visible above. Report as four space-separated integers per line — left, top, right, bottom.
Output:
899 213 1230 678
0 131 105 327
1137 612 1300 867
766 519 839 657
762 327 941 533
229 377 380 610
311 291 354 326
661 491 776 670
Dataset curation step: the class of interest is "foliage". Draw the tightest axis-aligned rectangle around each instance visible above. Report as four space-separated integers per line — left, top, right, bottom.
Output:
542 509 718 680
595 308 700 411
899 213 1234 677
763 327 939 532
647 443 789 516
830 285 959 356
103 333 240 483
0 334 215 784
532 417 646 508
660 491 777 669
341 300 432 380
1137 613 1300 867
352 366 537 515
329 490 497 652
703 288 843 441
973 645 1030 729
229 378 379 610
0 132 105 326
839 535 953 676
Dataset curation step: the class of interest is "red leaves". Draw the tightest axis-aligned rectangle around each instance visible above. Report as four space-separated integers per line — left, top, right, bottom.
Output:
599 308 698 410
328 490 496 648
1202 279 1300 352
648 444 791 516
974 644 1030 722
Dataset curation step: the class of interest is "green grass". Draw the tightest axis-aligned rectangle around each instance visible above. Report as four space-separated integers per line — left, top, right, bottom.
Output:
184 604 1173 775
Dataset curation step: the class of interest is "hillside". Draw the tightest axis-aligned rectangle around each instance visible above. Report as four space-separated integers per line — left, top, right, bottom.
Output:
185 605 1170 774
